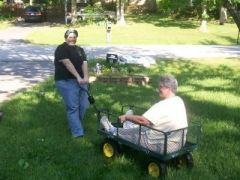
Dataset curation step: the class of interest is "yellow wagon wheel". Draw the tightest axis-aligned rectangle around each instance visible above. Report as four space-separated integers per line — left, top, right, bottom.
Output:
102 139 119 158
147 160 167 178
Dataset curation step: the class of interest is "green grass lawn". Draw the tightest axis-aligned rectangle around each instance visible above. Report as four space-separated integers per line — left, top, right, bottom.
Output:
0 20 11 29
26 16 239 45
0 58 240 179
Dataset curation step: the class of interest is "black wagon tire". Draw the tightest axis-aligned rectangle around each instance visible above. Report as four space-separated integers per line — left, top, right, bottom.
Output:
175 153 194 169
101 139 119 159
185 153 194 169
147 159 167 178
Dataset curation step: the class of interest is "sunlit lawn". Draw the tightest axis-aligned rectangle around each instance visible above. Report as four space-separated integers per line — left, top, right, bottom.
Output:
0 58 240 179
26 16 239 45
0 20 11 29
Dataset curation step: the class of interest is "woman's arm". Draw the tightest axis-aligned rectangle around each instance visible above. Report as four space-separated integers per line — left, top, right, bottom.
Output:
82 61 89 83
61 59 85 84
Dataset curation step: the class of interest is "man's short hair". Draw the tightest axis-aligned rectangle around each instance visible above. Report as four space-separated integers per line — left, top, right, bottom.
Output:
64 29 78 39
159 75 178 93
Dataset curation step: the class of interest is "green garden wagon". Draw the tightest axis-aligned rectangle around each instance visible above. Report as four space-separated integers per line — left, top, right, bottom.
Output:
97 105 201 178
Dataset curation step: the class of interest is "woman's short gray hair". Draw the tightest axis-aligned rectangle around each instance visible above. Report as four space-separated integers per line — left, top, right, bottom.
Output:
159 75 178 93
64 29 78 39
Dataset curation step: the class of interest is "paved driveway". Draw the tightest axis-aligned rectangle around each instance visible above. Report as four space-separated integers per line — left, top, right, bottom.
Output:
0 23 240 103
0 23 55 102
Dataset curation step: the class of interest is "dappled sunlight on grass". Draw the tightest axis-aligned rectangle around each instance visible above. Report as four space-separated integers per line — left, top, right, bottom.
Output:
207 121 239 135
127 15 199 29
189 77 231 87
184 89 240 108
182 77 240 108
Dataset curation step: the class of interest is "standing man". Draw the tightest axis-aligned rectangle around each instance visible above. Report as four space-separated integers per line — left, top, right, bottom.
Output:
54 29 89 138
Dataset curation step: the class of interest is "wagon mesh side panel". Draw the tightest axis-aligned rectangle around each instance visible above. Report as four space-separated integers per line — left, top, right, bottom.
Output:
186 123 201 145
98 107 201 156
118 127 187 155
165 130 187 154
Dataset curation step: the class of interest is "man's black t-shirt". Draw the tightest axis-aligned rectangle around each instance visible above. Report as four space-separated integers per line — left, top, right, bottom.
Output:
54 42 87 81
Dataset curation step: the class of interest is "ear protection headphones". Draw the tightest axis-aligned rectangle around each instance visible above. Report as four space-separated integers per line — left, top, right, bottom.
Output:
64 29 78 39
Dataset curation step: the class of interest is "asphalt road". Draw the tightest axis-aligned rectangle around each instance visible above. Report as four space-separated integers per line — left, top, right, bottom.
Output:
0 22 240 103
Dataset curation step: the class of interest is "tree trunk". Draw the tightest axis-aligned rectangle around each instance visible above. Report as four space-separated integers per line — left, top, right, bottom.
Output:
200 20 207 32
65 0 68 24
219 6 227 25
71 0 77 24
116 0 120 21
223 0 240 31
189 0 193 7
117 0 126 25
200 5 208 32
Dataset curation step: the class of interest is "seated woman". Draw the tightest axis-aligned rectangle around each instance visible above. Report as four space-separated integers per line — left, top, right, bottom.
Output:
100 75 188 154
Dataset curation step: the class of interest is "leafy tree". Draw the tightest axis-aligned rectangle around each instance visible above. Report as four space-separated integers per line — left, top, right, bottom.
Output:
194 0 240 19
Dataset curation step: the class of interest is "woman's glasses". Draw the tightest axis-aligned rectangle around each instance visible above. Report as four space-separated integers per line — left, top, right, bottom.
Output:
68 36 76 39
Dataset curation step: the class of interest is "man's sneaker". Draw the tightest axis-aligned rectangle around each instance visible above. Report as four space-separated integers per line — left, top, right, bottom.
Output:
100 116 114 132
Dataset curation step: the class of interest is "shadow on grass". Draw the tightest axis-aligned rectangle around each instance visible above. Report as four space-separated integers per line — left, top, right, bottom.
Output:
127 15 199 29
153 59 240 95
0 79 111 179
200 35 237 45
11 18 66 28
0 59 240 179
